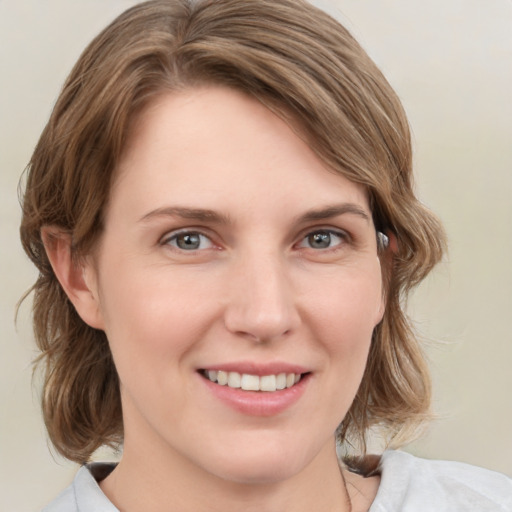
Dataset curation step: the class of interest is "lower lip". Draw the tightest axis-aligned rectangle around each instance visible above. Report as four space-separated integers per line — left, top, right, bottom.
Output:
200 373 310 417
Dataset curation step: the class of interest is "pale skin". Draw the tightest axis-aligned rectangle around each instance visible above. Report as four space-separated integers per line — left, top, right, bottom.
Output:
44 87 386 512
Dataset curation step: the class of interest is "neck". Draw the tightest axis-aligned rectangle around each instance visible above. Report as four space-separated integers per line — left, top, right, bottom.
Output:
100 436 352 512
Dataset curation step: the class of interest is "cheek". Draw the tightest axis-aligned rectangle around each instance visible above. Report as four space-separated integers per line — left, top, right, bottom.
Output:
96 261 219 377
304 265 383 336
95 265 221 433
302 268 383 380
291 271 382 433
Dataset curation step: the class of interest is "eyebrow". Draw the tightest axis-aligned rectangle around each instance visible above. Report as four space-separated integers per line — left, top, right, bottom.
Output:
138 206 232 225
138 202 370 225
296 203 371 224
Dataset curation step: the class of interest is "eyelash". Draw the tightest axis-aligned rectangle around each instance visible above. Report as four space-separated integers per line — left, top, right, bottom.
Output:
160 227 351 254
161 230 215 251
295 228 349 251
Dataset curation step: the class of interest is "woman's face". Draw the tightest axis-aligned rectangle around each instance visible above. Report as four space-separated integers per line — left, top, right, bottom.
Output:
86 87 385 484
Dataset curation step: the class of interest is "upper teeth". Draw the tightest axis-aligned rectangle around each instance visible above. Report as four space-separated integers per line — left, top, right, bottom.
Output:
206 370 301 392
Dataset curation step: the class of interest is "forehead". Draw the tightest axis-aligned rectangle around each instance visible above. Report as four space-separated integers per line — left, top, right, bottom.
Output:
109 86 370 221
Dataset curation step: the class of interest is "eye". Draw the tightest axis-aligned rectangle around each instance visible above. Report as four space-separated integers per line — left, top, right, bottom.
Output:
297 229 347 250
163 231 214 251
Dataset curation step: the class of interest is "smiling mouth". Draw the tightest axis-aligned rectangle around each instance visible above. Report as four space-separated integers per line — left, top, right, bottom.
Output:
200 370 306 392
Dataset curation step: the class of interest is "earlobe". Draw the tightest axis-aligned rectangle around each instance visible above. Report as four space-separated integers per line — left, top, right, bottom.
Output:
386 231 399 255
41 226 104 330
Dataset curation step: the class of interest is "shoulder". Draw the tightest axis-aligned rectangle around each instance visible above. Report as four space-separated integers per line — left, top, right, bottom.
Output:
41 463 118 512
370 450 512 512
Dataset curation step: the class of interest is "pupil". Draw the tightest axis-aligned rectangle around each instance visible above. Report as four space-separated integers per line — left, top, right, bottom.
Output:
310 232 330 249
177 233 200 250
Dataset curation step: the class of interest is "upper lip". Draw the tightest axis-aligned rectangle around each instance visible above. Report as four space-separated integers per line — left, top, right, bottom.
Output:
198 361 310 376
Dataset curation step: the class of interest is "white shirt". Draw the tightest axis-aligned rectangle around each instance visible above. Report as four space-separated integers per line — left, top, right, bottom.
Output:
369 451 511 511
42 450 512 511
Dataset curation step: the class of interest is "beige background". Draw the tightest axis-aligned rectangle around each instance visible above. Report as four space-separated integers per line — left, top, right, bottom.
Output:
1 0 511 510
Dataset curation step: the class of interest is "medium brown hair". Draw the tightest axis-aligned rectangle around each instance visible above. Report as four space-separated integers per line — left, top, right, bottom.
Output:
20 0 445 463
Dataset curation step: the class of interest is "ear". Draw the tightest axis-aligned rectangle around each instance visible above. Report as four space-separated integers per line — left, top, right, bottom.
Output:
41 226 105 330
376 230 398 322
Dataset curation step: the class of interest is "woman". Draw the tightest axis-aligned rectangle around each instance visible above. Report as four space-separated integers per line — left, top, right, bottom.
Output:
19 0 511 510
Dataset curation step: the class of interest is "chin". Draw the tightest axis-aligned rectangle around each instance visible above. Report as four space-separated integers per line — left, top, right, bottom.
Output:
199 435 317 485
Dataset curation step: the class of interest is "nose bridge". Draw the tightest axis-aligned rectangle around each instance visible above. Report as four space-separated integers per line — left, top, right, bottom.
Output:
224 247 299 342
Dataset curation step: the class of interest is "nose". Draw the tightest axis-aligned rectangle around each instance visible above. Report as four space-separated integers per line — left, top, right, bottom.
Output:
223 252 300 343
